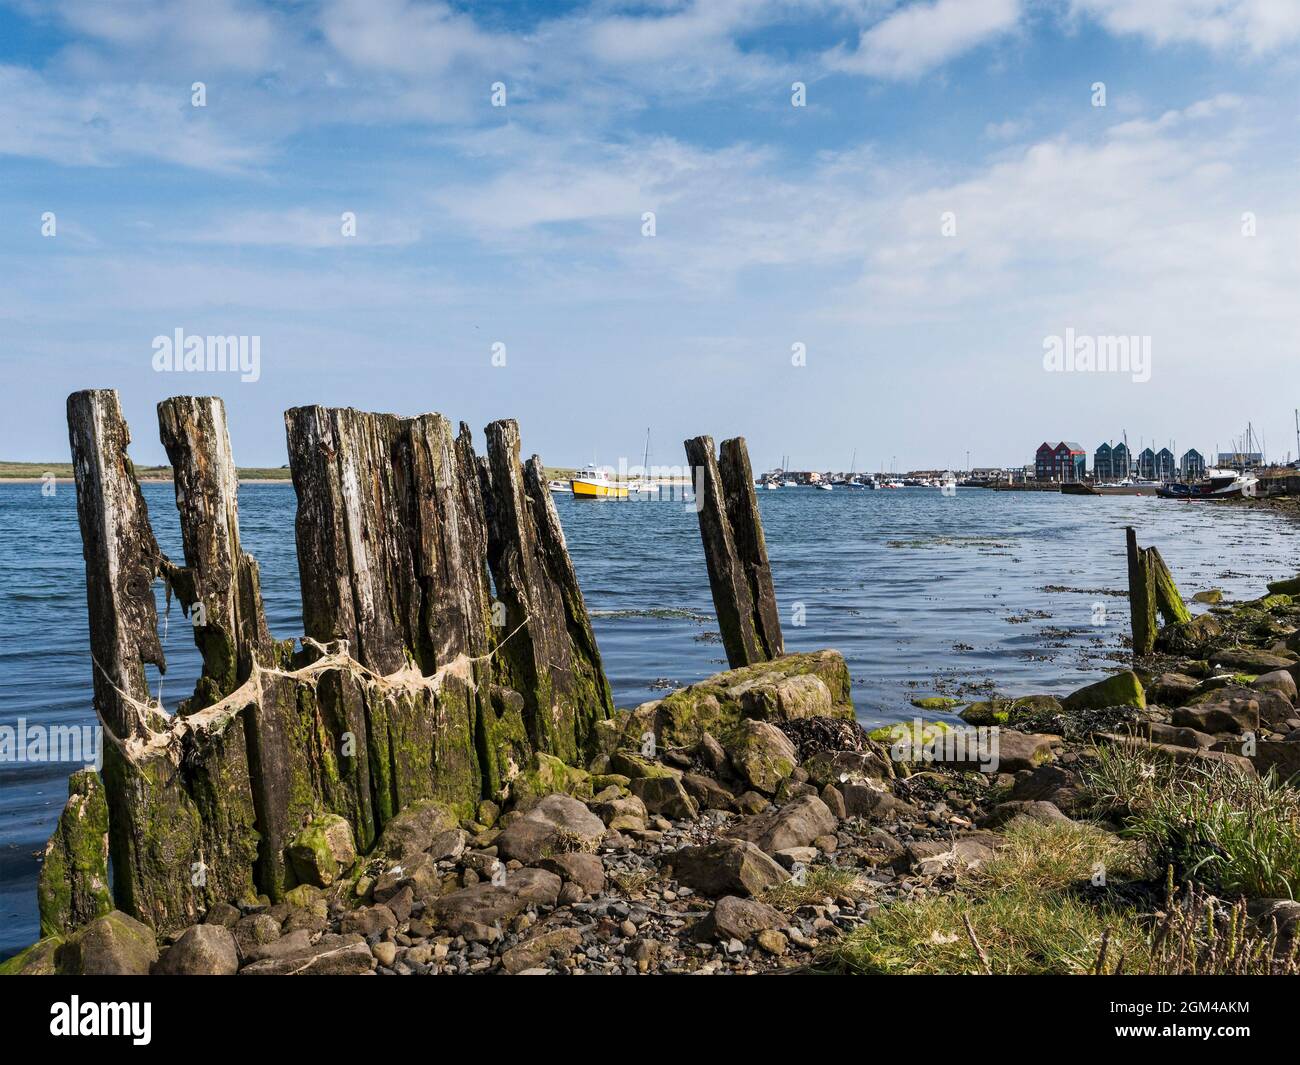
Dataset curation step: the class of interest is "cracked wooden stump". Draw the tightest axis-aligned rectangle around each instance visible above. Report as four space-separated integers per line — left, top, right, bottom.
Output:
64 391 616 932
68 389 257 930
482 419 614 765
685 434 784 668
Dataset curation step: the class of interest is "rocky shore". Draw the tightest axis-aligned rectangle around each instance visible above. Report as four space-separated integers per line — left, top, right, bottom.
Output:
9 554 1300 975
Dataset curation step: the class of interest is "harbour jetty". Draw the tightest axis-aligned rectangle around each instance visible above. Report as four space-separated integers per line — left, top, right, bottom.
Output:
5 391 1300 975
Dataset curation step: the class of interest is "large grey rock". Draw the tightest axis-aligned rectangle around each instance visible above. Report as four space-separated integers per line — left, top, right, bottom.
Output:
681 772 735 811
1173 693 1259 734
239 934 374 975
591 794 647 832
57 911 158 975
630 774 700 820
1009 763 1082 802
287 814 356 887
538 852 606 895
500 927 583 974
1252 740 1300 781
373 799 459 860
666 839 789 897
982 800 1071 829
1145 721 1216 749
432 869 562 938
724 794 837 855
841 781 915 818
339 903 397 937
695 895 788 942
726 719 798 794
801 747 892 789
153 923 238 975
1210 648 1296 675
1253 670 1297 703
373 852 441 903
240 928 313 964
495 794 606 862
233 912 280 957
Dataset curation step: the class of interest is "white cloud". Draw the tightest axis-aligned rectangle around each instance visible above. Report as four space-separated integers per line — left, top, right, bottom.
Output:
829 0 1022 79
186 208 422 248
33 0 280 72
1072 0 1300 54
0 65 263 172
320 0 524 75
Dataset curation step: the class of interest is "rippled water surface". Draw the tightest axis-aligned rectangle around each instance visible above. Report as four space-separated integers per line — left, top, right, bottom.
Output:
2 481 1296 955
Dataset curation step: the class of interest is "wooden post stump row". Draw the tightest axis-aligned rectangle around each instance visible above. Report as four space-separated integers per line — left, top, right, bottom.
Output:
61 389 613 933
684 435 784 669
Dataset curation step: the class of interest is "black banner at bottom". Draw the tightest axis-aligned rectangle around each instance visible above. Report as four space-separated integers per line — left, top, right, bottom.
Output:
0 974 1279 1050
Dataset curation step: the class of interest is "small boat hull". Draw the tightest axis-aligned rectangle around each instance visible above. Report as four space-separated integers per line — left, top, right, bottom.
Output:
571 479 628 499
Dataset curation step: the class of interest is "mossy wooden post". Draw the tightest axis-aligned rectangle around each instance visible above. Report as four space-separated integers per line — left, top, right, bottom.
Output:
158 396 284 899
1125 526 1156 655
1146 546 1192 626
685 435 783 668
285 405 495 823
67 389 209 930
719 437 783 661
482 419 614 765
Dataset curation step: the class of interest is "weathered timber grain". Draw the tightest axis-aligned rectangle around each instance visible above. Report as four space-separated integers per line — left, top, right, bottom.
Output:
158 396 273 706
483 420 614 764
63 393 615 929
685 435 783 668
67 389 256 929
67 389 166 744
718 437 783 661
283 406 501 818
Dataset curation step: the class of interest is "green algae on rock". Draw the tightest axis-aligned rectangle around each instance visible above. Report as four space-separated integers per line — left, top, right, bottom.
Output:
1062 671 1146 713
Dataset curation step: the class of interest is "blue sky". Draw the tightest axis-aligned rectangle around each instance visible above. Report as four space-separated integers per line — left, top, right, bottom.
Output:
2 0 1298 472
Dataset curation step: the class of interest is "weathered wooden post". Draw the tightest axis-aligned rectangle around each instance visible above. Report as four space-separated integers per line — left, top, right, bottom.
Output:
482 419 614 765
67 389 259 930
60 392 619 931
685 435 784 668
158 396 273 706
283 406 497 824
1125 526 1156 655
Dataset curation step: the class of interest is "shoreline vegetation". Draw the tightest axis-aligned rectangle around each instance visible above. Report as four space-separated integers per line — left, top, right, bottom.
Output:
5 404 1300 976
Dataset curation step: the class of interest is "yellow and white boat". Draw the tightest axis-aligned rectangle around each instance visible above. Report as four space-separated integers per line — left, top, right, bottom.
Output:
570 464 628 499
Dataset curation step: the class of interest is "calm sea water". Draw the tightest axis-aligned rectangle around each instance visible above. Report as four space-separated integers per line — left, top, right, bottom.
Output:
2 481 1297 954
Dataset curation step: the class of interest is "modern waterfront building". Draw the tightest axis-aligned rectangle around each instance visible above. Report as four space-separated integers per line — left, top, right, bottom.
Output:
1136 447 1156 480
1111 441 1131 480
1035 441 1086 481
1155 448 1176 482
1093 442 1114 481
1181 449 1206 480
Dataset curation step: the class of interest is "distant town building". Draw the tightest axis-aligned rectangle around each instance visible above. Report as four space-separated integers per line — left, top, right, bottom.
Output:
1181 449 1206 479
1155 448 1175 482
1093 442 1114 481
1136 447 1156 480
1035 441 1086 481
1218 452 1263 468
1111 442 1131 480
